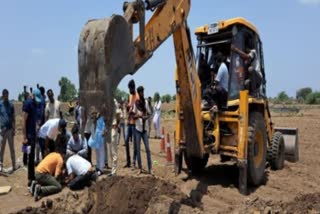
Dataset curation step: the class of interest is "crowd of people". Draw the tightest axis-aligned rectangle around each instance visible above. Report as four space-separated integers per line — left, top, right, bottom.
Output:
0 79 163 201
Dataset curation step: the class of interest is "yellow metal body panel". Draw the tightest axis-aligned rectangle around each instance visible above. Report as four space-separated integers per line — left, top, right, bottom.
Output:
219 151 237 158
213 115 220 151
173 21 204 157
133 0 192 70
174 68 183 150
195 17 259 36
237 91 249 160
219 117 239 123
228 97 265 107
219 145 238 152
264 104 274 143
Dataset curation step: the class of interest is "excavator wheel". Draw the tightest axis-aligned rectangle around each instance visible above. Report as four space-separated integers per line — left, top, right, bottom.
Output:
247 112 267 186
184 153 209 174
267 132 285 170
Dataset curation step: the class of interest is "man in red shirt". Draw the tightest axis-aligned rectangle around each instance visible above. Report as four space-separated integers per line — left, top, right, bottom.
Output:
124 80 139 168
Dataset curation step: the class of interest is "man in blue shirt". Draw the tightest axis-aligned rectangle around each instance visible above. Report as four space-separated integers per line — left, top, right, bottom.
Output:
22 91 39 186
0 89 16 172
34 88 46 164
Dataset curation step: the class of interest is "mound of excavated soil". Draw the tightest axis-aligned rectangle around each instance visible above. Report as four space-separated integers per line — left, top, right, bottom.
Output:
241 192 320 214
15 176 199 214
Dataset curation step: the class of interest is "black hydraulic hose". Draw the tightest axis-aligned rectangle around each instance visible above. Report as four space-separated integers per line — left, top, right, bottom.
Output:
145 0 166 10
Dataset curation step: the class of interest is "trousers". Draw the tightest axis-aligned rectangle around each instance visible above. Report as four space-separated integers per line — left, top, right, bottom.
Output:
0 129 15 169
110 128 119 175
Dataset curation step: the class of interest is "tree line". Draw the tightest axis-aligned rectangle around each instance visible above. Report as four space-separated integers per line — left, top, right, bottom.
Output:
272 87 320 104
16 77 320 105
17 77 176 104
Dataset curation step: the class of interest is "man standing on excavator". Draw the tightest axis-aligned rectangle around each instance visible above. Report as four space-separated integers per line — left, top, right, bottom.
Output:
231 44 262 95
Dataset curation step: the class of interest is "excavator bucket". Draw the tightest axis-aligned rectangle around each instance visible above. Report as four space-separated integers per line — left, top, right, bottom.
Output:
78 15 134 126
274 127 299 162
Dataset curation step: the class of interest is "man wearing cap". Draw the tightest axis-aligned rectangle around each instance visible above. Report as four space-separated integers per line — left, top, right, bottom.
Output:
22 90 39 186
67 124 88 159
39 118 67 156
0 89 16 172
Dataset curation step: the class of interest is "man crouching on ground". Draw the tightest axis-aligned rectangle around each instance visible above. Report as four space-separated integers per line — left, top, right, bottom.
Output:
31 152 64 201
64 154 96 190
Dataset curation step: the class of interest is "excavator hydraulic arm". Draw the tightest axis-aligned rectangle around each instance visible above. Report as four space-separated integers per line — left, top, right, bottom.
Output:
78 0 204 157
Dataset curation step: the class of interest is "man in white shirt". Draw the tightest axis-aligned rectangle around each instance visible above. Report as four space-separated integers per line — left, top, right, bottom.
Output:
67 124 88 159
107 99 121 176
39 118 67 155
65 155 95 190
45 89 62 121
202 52 229 112
152 93 162 139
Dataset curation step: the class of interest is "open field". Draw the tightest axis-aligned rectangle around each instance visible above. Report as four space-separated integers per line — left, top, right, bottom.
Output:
0 104 320 213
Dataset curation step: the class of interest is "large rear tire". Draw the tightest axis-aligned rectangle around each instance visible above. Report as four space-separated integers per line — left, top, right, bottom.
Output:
267 132 285 170
184 153 209 174
247 112 267 186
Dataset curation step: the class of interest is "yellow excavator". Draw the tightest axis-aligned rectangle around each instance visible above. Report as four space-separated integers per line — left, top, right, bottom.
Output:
78 0 298 194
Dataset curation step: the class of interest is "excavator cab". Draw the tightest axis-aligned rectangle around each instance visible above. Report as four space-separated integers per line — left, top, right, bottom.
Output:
192 17 299 194
195 17 267 103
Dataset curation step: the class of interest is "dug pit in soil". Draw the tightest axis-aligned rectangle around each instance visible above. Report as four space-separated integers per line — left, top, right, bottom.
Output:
15 176 199 214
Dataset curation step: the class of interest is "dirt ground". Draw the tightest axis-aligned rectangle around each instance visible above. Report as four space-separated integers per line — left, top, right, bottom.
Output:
1 104 320 214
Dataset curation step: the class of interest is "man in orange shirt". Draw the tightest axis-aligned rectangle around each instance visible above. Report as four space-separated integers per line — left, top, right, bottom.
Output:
124 80 139 168
30 152 64 201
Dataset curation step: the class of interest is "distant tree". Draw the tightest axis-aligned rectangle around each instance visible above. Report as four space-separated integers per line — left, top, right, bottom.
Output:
172 94 176 101
17 90 31 102
296 87 312 101
277 91 289 102
58 77 77 102
153 92 160 102
306 91 320 104
115 88 129 102
161 94 172 103
18 93 24 102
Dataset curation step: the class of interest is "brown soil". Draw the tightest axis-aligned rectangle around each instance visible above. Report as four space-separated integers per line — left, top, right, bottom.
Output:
1 104 320 214
240 192 320 214
14 176 199 214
